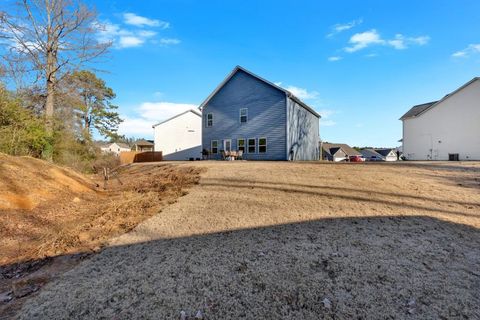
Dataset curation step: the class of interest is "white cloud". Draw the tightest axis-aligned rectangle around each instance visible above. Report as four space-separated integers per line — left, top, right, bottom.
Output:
345 29 385 52
452 43 480 58
328 56 342 61
387 34 430 50
320 120 337 127
94 13 177 49
123 13 170 29
118 102 198 137
285 85 319 100
119 36 144 48
327 18 363 37
319 109 337 127
318 109 335 119
118 117 156 137
159 38 181 45
345 30 430 53
410 36 430 45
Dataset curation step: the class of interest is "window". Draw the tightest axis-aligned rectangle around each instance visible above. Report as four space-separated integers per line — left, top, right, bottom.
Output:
211 140 218 154
259 137 267 153
237 139 245 153
224 139 232 152
240 108 248 123
248 138 256 153
206 113 213 127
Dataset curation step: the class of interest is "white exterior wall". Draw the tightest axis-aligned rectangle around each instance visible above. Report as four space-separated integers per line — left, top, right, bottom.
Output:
384 152 397 162
101 143 130 155
154 111 202 160
403 80 480 160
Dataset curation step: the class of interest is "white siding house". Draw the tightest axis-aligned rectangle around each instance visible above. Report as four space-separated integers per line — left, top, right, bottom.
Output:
153 109 202 160
401 78 480 160
100 142 131 155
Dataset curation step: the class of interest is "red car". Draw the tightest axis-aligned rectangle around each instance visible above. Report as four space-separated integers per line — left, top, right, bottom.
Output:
349 155 365 162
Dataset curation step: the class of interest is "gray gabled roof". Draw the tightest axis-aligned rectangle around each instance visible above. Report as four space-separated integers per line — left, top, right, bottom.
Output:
152 109 202 128
322 143 361 157
360 148 383 159
400 77 480 120
199 65 321 118
374 148 396 157
399 101 437 120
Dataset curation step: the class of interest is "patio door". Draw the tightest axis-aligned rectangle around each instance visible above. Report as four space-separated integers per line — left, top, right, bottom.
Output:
224 139 232 152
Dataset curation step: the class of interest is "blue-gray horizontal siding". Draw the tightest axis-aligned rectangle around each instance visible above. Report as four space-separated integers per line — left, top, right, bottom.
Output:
202 70 287 160
287 98 320 160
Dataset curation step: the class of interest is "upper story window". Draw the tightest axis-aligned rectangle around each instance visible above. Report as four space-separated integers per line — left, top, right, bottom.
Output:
206 113 213 127
240 108 248 123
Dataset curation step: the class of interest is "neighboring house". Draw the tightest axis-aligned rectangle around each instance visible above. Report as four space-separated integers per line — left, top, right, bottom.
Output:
360 148 384 161
401 77 480 160
99 142 131 155
375 148 398 161
152 109 202 160
133 139 154 152
321 143 361 161
200 66 320 161
322 146 347 162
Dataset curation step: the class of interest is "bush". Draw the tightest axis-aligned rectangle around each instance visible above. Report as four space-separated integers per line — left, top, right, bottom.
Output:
0 87 51 157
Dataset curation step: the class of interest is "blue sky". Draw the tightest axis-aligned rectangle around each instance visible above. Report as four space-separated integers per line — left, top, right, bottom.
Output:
20 1 480 146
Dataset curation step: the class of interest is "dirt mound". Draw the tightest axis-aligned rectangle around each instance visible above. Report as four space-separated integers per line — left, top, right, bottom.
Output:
0 159 203 318
0 153 96 210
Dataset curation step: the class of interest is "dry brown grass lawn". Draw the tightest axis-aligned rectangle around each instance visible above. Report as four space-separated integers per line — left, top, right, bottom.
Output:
11 161 480 319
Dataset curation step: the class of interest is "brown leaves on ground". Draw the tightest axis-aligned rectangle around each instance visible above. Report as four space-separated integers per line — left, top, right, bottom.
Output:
0 157 202 318
0 159 203 266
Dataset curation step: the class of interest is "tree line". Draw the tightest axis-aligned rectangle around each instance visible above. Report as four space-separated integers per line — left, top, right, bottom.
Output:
0 0 124 171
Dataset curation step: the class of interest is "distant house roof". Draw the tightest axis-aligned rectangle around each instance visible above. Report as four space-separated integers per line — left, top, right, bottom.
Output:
199 65 320 118
152 109 202 128
95 141 110 148
322 143 361 157
115 142 131 149
399 101 437 120
328 147 342 155
400 77 480 120
135 139 154 147
375 148 396 157
360 149 383 159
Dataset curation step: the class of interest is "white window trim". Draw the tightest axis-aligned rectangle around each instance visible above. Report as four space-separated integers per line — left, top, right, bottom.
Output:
239 108 248 123
247 137 256 154
211 140 218 154
237 138 246 152
258 137 267 153
206 113 213 127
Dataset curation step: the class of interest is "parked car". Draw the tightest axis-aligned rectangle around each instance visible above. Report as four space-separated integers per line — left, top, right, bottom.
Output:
349 155 365 162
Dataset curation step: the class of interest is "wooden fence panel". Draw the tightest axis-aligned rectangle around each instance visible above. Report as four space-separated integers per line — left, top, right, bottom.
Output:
119 151 163 165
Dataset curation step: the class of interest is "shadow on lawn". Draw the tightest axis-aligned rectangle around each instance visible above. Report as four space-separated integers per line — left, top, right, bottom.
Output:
201 178 480 220
352 161 480 173
2 216 480 320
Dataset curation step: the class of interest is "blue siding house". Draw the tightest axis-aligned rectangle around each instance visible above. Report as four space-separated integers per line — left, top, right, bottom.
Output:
200 66 321 161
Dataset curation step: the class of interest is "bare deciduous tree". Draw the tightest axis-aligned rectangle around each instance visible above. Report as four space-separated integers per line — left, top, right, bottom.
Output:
0 0 110 129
